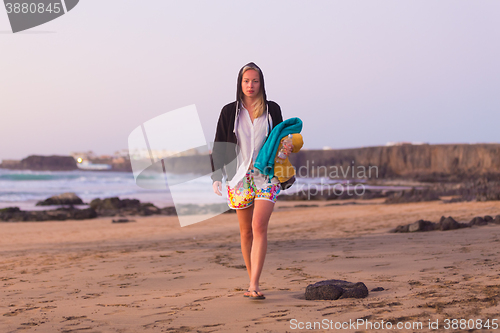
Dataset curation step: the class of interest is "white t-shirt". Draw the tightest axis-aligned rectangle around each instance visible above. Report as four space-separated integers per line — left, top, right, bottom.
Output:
228 103 279 189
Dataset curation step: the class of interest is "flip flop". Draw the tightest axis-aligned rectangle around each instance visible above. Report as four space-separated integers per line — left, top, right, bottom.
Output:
248 290 265 300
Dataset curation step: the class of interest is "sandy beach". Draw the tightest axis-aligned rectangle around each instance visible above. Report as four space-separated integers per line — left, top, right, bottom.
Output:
1 199 500 332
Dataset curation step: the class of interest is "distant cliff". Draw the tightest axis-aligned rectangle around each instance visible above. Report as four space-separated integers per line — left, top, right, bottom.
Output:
2 144 499 180
163 143 500 181
288 144 500 181
0 155 77 171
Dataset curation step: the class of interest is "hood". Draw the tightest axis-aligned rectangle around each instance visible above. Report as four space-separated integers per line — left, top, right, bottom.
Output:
236 62 267 103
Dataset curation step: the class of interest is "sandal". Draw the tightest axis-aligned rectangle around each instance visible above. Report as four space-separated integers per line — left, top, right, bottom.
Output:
248 290 265 300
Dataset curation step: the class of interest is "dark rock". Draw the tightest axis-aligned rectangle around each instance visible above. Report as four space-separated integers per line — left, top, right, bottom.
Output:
90 199 233 217
371 287 385 292
90 197 162 217
140 203 161 216
392 224 409 233
438 216 467 231
0 207 97 222
57 207 97 220
112 219 135 223
161 206 177 215
90 197 126 211
36 192 84 206
409 220 436 232
447 178 500 202
0 207 21 213
484 215 493 222
392 216 471 233
492 215 500 225
469 216 487 227
305 279 368 300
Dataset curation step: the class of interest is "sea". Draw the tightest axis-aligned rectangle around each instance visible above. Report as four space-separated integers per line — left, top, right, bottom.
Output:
0 169 413 211
0 169 178 211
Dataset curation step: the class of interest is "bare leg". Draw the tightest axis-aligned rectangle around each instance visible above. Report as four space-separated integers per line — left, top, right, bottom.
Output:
236 205 254 282
248 200 275 295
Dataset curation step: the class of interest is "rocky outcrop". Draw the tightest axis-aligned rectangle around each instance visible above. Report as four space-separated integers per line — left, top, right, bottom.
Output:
36 192 84 206
89 197 165 217
392 215 500 233
0 207 97 222
0 195 237 222
305 279 369 300
0 199 174 222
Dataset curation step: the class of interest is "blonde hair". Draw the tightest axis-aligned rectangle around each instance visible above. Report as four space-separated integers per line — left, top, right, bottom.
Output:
240 67 266 119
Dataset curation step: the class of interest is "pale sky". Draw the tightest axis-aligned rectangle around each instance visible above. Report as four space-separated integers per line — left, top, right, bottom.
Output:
1 0 499 160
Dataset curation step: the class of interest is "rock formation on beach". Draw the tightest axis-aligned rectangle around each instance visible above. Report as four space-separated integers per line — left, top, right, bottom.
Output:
90 197 167 217
392 214 500 233
0 193 238 222
0 206 97 222
305 279 369 300
0 196 174 222
36 192 84 206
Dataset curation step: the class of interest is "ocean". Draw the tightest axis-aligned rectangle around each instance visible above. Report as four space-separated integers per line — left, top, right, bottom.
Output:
0 169 413 211
0 169 180 211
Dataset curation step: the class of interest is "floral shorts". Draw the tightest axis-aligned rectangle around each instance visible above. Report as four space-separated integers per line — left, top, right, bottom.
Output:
227 169 281 209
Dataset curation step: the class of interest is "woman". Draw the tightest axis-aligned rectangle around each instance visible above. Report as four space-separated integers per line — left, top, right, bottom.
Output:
212 62 284 300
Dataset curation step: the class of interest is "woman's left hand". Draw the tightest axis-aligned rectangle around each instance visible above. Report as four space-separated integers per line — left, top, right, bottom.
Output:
213 181 222 196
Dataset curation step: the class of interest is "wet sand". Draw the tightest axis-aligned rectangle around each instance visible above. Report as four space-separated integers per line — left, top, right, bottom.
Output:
1 199 500 332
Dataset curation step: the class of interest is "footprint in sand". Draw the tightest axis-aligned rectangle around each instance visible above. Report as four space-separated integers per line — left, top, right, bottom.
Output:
81 293 102 299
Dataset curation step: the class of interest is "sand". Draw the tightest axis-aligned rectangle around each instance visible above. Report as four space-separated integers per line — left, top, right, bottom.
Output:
1 199 500 332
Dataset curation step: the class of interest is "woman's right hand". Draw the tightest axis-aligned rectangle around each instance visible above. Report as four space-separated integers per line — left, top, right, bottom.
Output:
213 181 222 196
284 142 294 156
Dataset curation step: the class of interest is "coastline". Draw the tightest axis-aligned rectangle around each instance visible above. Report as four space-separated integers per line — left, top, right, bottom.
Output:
1 200 500 332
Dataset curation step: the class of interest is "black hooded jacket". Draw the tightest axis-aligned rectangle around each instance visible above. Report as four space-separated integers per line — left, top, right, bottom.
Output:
211 63 283 183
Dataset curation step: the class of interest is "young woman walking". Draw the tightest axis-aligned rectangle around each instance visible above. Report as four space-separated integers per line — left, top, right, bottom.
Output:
212 62 284 299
